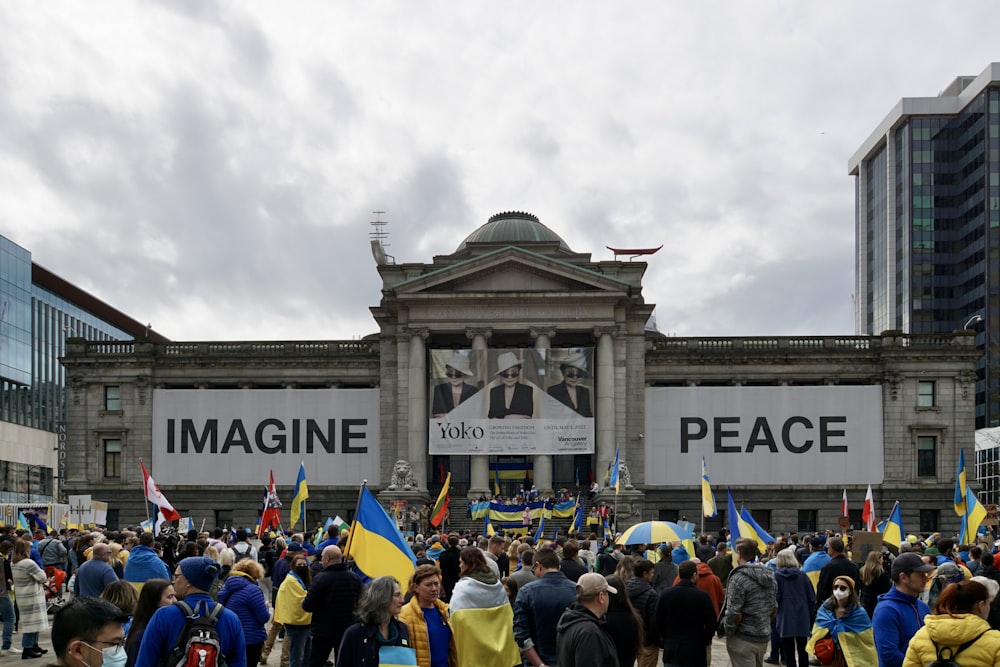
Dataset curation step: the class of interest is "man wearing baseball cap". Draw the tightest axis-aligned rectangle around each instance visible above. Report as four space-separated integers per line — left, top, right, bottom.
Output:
555 573 619 667
871 552 934 667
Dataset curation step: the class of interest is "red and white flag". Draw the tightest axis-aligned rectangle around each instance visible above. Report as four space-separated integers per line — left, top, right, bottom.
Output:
862 484 876 531
258 470 282 538
140 460 181 522
841 489 848 517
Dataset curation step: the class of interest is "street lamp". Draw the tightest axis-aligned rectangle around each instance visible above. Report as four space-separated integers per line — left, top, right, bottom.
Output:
965 314 984 329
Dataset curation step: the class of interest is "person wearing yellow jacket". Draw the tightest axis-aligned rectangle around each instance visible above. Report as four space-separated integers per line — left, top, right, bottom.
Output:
399 565 457 667
274 555 313 667
903 579 1000 667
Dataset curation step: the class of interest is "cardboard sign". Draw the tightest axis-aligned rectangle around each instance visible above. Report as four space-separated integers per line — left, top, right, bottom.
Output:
851 531 883 564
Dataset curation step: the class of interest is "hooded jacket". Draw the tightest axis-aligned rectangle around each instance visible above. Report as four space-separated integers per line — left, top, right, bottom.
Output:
555 603 620 667
122 545 171 584
872 585 931 667
902 613 1000 667
218 572 270 644
723 562 777 643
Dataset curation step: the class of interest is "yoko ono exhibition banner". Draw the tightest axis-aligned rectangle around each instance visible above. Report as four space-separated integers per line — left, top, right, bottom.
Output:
644 386 884 485
428 347 595 455
152 388 381 485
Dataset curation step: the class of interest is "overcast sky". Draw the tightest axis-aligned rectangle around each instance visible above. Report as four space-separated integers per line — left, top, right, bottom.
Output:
3 3 999 342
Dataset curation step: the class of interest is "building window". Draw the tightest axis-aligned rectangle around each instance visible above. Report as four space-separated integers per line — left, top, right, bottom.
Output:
797 510 817 532
917 436 937 477
103 439 122 478
104 386 121 412
215 509 233 527
919 509 939 533
917 381 935 407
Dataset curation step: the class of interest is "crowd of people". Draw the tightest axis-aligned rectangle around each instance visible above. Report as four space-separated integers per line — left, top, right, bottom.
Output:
10 520 1000 667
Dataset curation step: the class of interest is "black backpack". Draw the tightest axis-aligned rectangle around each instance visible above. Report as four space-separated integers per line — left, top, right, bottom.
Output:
158 600 227 667
927 630 987 667
232 543 253 563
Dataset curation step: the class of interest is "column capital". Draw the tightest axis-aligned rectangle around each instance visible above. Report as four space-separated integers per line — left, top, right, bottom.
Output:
400 327 430 343
593 326 618 339
465 327 493 341
529 327 557 341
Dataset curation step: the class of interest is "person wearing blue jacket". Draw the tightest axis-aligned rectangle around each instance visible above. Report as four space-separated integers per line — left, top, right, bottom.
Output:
871 552 933 667
135 556 246 667
124 533 171 584
218 559 270 667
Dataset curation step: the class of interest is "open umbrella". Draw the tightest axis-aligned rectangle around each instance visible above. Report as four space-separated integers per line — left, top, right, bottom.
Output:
616 520 693 546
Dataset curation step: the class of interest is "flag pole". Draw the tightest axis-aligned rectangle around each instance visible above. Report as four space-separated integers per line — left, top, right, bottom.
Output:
140 459 151 530
700 457 704 537
341 480 367 560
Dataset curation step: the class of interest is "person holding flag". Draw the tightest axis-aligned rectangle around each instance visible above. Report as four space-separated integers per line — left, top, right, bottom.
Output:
259 471 282 539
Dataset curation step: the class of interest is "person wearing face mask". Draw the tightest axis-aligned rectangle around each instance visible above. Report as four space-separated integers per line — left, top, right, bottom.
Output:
134 556 247 667
902 579 1000 666
50 597 129 667
274 555 312 667
806 575 876 666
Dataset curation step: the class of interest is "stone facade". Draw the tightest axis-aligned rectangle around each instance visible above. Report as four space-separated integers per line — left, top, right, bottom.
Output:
57 213 981 536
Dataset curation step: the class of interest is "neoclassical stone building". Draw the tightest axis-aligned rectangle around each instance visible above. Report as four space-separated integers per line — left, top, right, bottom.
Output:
61 212 979 534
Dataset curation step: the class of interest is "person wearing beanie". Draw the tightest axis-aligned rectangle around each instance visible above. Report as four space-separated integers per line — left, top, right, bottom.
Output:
133 557 247 667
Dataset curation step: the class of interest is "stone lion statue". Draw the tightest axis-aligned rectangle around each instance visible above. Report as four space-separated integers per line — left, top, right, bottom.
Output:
617 462 633 490
388 459 417 491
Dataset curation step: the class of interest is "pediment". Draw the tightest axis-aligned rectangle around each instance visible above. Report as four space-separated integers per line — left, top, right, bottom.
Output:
391 247 631 297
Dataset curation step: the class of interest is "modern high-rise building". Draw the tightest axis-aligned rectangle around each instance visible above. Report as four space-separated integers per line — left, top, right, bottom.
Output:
0 234 166 504
850 62 1000 429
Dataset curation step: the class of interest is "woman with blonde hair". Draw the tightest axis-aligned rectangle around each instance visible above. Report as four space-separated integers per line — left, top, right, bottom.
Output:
219 559 270 667
11 539 48 659
100 579 140 631
398 564 456 667
859 550 891 620
903 579 1000 666
447 548 520 666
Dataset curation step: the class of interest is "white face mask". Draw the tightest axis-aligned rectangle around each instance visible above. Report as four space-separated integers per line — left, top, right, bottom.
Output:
832 588 850 601
83 643 127 667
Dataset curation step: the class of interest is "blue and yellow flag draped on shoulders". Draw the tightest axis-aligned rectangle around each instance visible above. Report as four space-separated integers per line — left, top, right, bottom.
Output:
342 485 416 586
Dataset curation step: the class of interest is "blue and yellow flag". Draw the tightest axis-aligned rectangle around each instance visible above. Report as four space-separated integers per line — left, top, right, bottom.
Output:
568 496 583 535
609 448 621 493
16 511 29 531
602 516 612 541
378 645 417 667
954 448 968 518
344 486 416 586
533 514 546 543
484 513 495 538
881 501 903 548
493 466 501 497
702 457 717 518
738 505 774 554
290 462 309 529
960 486 987 545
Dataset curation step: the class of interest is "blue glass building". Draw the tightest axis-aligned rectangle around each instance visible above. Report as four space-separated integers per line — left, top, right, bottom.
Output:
0 234 165 502
850 63 1000 430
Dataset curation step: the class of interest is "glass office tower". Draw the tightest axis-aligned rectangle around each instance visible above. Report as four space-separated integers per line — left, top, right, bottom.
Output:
1 234 163 502
851 63 1000 429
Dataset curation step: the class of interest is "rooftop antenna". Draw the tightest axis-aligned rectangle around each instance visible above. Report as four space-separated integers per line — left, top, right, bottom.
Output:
369 210 396 265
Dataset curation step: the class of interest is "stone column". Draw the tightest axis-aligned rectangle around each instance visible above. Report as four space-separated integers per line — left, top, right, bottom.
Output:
466 328 492 496
531 327 556 495
407 328 429 491
595 327 617 483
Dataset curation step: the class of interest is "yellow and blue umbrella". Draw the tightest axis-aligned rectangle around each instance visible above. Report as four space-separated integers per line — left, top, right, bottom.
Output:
616 520 692 546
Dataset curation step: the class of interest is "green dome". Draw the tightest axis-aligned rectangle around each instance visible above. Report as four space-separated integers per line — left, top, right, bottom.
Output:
455 211 572 253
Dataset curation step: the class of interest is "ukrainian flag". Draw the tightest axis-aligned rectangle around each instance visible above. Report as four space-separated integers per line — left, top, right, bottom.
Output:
484 513 496 538
344 486 416 586
702 457 717 518
290 462 309 529
533 514 546 543
954 448 968 517
602 516 612 541
881 501 903 549
960 486 987 545
377 646 418 666
738 505 774 554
